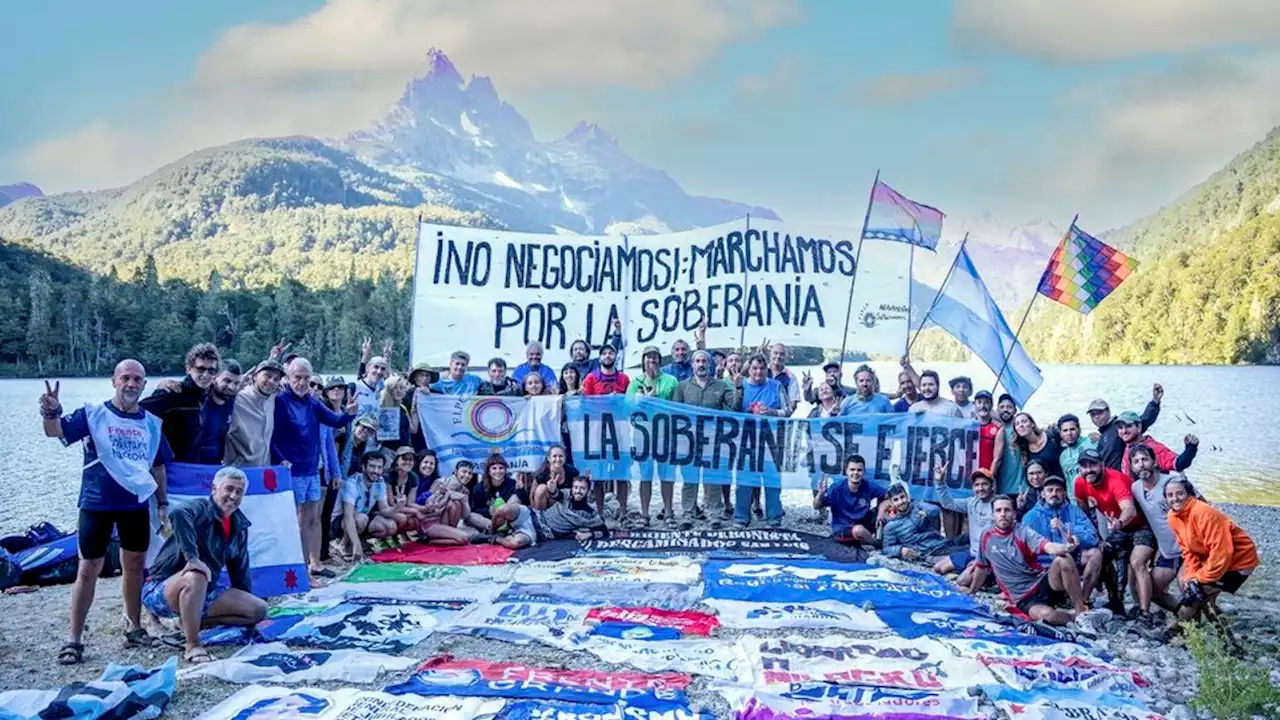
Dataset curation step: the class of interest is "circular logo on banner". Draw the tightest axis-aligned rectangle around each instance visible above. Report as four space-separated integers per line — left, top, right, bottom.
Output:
467 399 517 440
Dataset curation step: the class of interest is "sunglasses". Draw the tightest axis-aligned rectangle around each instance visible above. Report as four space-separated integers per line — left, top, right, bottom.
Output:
309 382 323 389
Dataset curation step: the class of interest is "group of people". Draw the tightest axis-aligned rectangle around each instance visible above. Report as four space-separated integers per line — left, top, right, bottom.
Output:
36 327 1260 667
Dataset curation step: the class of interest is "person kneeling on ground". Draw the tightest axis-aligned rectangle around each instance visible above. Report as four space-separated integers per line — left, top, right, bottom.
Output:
143 467 266 664
338 452 398 559
879 484 967 569
1166 478 1260 624
1023 476 1104 605
969 496 1088 627
813 455 888 546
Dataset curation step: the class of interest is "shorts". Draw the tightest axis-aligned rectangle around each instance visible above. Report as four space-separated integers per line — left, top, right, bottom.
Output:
833 513 877 541
78 508 151 559
141 575 227 620
293 474 322 506
1155 555 1181 571
1017 574 1067 614
949 549 973 572
1210 570 1252 594
1133 528 1158 550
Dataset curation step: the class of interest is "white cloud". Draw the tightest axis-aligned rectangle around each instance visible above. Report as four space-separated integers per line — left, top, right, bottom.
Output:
15 0 798 192
854 67 979 106
735 55 803 100
953 0 1280 62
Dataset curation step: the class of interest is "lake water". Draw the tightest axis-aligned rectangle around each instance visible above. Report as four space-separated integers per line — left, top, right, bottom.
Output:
2 362 1278 534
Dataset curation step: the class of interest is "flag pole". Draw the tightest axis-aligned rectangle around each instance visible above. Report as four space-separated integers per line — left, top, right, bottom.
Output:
905 243 915 356
838 169 880 364
906 233 967 356
992 213 1077 399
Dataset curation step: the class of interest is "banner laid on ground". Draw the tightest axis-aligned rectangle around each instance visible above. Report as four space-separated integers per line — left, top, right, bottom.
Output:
500 699 713 720
197 686 504 720
0 658 176 720
703 599 890 633
416 395 561 474
565 396 979 494
411 219 912 366
149 464 308 597
737 635 995 691
179 642 416 684
703 559 982 613
720 687 983 720
578 528 864 561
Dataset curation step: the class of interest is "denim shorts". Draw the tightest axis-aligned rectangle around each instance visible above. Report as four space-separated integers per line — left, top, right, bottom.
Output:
142 576 227 620
292 474 322 506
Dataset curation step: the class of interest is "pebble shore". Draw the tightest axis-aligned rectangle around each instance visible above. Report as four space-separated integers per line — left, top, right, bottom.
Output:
1 497 1276 718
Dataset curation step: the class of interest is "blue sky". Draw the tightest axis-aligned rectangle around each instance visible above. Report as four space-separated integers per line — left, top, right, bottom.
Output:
5 0 1280 231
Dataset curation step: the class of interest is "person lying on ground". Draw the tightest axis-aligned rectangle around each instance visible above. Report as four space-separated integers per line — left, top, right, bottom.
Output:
1117 410 1198 475
338 452 398 559
932 464 996 592
489 500 539 549
879 484 967 569
534 476 611 542
144 467 266 665
1023 476 1103 603
1128 444 1187 623
813 455 889 546
1166 477 1260 624
969 495 1088 627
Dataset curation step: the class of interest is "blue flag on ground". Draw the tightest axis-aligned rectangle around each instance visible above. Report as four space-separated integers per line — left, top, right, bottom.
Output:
924 244 1043 406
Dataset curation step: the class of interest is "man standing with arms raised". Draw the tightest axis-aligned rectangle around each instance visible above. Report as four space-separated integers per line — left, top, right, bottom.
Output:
672 349 736 527
1088 384 1162 470
224 360 283 467
354 339 390 453
41 360 173 664
582 343 630 520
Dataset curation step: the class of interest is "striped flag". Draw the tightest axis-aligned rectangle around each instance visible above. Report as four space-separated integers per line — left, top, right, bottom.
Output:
863 180 945 250
1037 223 1138 313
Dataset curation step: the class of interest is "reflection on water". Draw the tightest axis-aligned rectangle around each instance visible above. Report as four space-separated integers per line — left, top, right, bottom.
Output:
1 363 1277 533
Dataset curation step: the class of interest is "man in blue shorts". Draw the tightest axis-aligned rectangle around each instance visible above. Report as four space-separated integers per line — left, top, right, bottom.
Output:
144 466 266 664
40 360 173 664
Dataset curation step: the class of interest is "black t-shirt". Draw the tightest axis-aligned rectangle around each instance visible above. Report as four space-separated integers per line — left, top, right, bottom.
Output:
387 471 419 506
471 477 517 518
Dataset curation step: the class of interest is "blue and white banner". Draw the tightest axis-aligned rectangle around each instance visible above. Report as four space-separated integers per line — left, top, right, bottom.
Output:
179 642 416 684
566 395 978 497
703 559 981 613
0 658 176 720
499 699 713 720
417 395 561 474
498 581 704 611
874 609 1061 646
447 600 590 647
715 685 983 719
703 599 890 633
985 686 1163 720
148 464 308 597
197 686 503 720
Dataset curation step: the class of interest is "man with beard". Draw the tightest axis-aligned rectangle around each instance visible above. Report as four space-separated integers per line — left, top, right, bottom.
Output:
141 342 222 462
721 351 744 384
1087 384 1162 469
479 358 521 396
766 343 801 417
802 361 854 404
143 466 266 665
880 484 967 566
932 464 997 591
566 318 624 380
1128 444 1185 623
990 394 1024 496
1116 411 1198 475
1057 414 1096 485
41 360 173 664
533 476 611 541
197 359 241 463
949 377 977 419
628 347 679 526
837 365 893 415
512 341 558 392
582 343 630 519
975 391 999 471
1024 476 1103 604
1074 449 1144 612
969 496 1088 626
224 360 284 467
673 350 736 527
907 370 962 417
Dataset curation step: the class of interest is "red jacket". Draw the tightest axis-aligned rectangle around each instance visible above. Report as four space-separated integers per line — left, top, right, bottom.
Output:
583 369 629 396
1121 435 1176 475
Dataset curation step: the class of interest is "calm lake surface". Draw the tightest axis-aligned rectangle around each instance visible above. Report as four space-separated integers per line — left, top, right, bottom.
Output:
2 362 1277 534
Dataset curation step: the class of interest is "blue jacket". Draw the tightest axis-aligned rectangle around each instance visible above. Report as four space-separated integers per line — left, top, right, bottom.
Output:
882 503 954 559
1023 500 1098 563
272 391 354 477
319 423 343 484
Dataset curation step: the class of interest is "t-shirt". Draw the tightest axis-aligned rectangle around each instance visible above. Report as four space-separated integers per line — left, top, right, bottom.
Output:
431 374 482 395
626 372 678 399
508 505 538 545
978 524 1049 603
838 393 893 416
1131 473 1182 560
341 475 388 514
908 398 963 417
978 422 999 470
954 401 977 420
740 378 783 414
891 396 913 413
821 479 887 531
386 473 419 506
583 369 629 395
61 402 174 511
194 397 234 465
471 477 518 517
1074 468 1139 527
1059 436 1097 483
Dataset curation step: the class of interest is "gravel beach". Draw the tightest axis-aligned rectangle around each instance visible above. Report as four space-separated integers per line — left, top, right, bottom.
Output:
1 496 1277 719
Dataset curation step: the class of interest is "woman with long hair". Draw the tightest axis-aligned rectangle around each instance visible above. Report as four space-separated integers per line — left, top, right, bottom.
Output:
1012 412 1063 480
378 374 414 453
414 450 442 504
531 444 581 510
559 364 582 395
386 446 426 539
471 452 519 521
522 373 546 398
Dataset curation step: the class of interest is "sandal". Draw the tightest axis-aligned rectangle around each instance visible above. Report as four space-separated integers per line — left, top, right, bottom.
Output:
124 627 156 648
58 642 84 665
183 646 215 664
159 632 185 648
310 567 336 579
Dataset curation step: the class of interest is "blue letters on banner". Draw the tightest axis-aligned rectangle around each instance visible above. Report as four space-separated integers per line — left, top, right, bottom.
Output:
384 663 689 708
499 699 711 720
702 559 981 613
564 395 977 498
498 582 704 611
873 608 1060 646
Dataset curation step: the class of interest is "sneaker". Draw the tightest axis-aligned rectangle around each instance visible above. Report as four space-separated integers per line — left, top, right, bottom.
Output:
692 506 708 521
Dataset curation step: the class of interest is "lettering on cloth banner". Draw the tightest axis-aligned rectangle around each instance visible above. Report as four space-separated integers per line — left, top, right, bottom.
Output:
985 686 1165 720
737 635 996 692
410 220 912 366
703 559 982 613
565 396 979 494
714 686 984 720
416 395 561 474
195 686 504 720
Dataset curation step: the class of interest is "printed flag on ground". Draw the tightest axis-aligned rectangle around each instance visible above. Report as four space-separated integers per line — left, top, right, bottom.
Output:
1037 223 1137 313
149 464 308 597
863 180 945 250
925 244 1043 406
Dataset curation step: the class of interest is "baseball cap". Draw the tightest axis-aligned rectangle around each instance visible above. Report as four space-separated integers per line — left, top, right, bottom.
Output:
971 468 994 482
394 446 416 458
1043 475 1067 488
1079 448 1102 464
822 361 841 372
974 390 993 400
255 358 284 377
324 375 347 390
1117 411 1141 425
354 414 379 431
949 376 972 388
641 346 662 359
1087 399 1110 413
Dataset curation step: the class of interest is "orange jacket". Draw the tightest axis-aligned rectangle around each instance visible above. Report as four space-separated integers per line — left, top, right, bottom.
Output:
1168 497 1259 584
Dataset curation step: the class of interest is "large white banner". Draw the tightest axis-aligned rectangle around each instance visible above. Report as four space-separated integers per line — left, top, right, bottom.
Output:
411 219 911 366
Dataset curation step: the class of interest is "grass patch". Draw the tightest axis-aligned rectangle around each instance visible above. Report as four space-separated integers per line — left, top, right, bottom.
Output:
1185 621 1280 719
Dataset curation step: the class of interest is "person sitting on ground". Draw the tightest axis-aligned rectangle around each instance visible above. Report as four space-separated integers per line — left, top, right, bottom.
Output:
1128 444 1187 623
339 452 397 559
530 445 581 510
1023 476 1103 603
435 458 489 533
802 361 854 403
838 364 893 415
470 453 518 523
1057 413 1096 486
1166 477 1260 623
1074 448 1146 613
143 467 266 665
813 455 888 545
408 474 470 547
534 475 611 542
414 450 441 504
1117 410 1198 475
431 350 482 395
479 357 521 396
489 500 539 549
1088 384 1162 470
1016 461 1047 519
969 496 1088 626
224 359 284 467
932 465 997 592
880 484 967 568
385 446 425 538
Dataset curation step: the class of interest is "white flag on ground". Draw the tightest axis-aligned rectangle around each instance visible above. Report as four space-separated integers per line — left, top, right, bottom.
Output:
179 642 417 684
